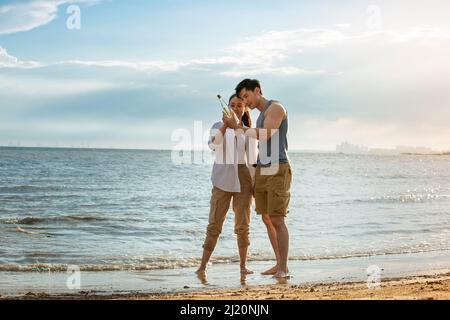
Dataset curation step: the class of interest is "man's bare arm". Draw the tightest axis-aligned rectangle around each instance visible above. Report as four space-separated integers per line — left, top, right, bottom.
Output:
259 103 286 141
224 103 286 141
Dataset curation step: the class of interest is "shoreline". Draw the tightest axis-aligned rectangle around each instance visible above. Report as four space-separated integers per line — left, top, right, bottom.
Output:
1 250 450 300
3 270 449 300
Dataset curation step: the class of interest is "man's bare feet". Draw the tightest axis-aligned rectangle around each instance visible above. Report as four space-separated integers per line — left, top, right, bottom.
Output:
195 268 208 284
273 270 292 279
261 265 290 275
195 267 206 274
261 265 279 275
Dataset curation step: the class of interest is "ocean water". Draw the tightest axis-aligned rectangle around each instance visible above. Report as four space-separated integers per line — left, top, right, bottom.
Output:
0 147 449 273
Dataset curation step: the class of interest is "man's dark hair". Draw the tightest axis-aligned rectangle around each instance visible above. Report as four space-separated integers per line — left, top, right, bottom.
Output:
235 79 262 98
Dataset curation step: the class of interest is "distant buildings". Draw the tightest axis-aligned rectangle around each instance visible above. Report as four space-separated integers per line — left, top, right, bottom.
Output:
336 142 369 154
336 142 438 155
394 146 434 154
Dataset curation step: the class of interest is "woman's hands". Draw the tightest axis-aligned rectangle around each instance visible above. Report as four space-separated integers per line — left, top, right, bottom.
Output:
222 108 240 129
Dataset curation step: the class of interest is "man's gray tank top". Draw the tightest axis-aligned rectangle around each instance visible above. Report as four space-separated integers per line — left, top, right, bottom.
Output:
256 99 289 166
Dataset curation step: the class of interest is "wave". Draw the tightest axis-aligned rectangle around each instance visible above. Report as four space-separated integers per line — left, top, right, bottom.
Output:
0 185 66 193
24 252 63 258
0 185 115 194
0 215 108 225
290 247 450 261
158 204 186 210
14 226 53 237
0 185 40 193
310 189 450 207
357 194 450 204
2 247 449 272
1 217 45 225
65 215 108 222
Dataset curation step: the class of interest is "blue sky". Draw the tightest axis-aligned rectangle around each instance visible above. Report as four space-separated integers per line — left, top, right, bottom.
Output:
1 0 450 150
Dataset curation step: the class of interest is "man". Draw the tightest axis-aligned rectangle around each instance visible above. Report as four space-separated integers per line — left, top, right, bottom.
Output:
223 79 292 278
196 94 255 280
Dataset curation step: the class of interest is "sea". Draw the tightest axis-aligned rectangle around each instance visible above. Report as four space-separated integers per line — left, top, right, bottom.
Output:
0 147 449 295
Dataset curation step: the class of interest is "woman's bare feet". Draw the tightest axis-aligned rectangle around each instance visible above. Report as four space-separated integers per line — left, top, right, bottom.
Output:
240 266 254 275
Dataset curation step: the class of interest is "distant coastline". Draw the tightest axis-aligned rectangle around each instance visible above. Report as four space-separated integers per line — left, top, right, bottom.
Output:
2 145 449 156
401 152 450 156
336 141 449 156
0 145 170 152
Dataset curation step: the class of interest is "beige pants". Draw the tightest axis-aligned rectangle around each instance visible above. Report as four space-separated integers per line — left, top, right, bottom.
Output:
203 165 253 252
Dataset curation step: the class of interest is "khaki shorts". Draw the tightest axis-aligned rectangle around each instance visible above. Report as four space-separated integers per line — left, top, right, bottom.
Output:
255 163 292 217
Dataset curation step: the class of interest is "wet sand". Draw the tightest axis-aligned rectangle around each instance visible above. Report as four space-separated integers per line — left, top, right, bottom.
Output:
4 270 449 300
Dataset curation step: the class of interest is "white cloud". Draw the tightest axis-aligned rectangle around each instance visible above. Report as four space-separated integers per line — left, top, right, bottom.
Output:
0 5 15 14
335 23 352 29
55 57 327 77
0 73 117 96
348 26 450 44
232 29 346 57
3 24 450 77
228 26 450 62
39 29 339 76
57 59 188 72
221 66 325 78
3 23 450 78
0 46 40 68
0 0 102 34
218 26 450 77
57 56 247 72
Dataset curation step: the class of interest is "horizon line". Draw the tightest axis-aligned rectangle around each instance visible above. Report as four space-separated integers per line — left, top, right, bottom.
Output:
2 145 449 155
0 145 336 153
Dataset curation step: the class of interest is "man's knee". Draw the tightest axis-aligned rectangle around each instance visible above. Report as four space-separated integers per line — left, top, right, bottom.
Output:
261 214 271 226
270 216 285 229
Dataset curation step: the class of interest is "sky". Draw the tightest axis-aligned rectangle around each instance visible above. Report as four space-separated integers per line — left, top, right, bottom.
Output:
1 0 450 151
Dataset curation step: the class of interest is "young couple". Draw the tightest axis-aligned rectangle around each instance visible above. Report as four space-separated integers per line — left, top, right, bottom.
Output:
196 79 292 279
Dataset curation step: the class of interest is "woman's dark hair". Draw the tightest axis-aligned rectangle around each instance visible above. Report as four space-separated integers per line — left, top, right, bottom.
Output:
229 94 252 127
241 111 252 128
228 94 237 104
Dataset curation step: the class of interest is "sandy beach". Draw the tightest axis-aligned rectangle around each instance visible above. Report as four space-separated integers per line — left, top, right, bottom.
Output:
3 270 449 300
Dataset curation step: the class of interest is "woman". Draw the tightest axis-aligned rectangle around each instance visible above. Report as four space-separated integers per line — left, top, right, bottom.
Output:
196 94 256 277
